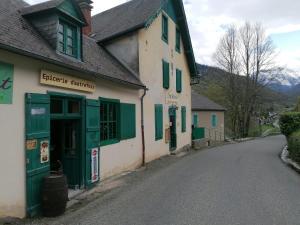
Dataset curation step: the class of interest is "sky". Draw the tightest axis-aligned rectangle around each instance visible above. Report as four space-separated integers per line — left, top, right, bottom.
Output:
25 0 300 74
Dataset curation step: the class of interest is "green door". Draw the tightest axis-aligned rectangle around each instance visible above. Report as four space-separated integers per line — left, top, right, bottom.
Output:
85 99 100 188
25 93 50 217
169 107 177 151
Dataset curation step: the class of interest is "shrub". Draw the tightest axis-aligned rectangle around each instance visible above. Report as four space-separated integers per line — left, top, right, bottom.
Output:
279 112 300 137
288 129 300 163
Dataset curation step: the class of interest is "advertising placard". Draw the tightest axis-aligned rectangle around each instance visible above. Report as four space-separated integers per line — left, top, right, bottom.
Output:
91 148 99 183
40 141 49 164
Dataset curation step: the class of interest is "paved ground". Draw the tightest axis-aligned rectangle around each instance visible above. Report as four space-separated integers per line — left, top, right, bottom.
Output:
27 135 300 225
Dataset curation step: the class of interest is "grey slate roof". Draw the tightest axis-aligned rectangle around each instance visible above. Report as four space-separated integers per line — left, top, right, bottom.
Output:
0 0 144 88
21 0 64 15
91 0 162 42
192 91 226 112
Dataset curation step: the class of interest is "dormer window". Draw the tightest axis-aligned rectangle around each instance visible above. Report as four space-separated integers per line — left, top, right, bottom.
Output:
58 20 79 58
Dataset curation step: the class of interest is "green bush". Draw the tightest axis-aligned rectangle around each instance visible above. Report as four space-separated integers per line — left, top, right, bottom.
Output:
279 112 300 137
288 129 300 163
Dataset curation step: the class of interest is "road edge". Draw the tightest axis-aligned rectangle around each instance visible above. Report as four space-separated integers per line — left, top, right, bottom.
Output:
280 145 300 173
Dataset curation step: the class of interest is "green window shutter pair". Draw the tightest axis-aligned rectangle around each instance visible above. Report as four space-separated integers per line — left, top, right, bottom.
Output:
162 60 170 89
211 114 218 128
181 106 186 132
162 14 168 43
120 103 136 140
155 104 163 140
176 28 181 52
176 69 182 93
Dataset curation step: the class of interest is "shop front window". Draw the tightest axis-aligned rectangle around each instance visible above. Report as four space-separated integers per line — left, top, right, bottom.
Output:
100 100 119 146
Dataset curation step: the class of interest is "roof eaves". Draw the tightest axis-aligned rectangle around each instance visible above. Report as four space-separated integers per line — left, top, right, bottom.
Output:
0 43 145 90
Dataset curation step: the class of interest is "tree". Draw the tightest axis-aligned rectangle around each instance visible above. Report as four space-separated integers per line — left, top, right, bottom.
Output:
214 22 277 138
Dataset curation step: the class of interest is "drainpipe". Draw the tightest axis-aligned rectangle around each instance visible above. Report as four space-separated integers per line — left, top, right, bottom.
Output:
141 88 148 166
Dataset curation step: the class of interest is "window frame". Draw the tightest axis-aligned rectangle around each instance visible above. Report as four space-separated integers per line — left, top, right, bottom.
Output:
161 14 169 44
211 114 218 128
57 19 79 59
99 98 120 147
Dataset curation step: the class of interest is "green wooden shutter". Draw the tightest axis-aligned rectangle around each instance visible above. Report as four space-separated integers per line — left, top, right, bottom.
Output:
162 14 168 43
155 104 163 140
85 99 100 188
176 28 181 52
193 114 198 128
211 114 217 128
163 60 170 89
181 106 186 132
25 93 50 217
176 69 182 93
120 103 136 140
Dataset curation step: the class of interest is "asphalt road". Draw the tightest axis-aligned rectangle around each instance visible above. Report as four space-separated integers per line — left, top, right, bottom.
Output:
32 135 300 225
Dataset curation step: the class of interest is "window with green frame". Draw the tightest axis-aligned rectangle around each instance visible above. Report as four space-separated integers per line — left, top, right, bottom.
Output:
162 60 170 89
155 104 163 140
181 106 186 132
211 114 218 128
58 20 79 58
100 99 120 146
162 14 168 43
175 27 181 53
176 69 182 93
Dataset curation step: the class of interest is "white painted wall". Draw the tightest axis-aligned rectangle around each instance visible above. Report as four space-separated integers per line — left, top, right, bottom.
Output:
0 49 143 218
138 12 192 162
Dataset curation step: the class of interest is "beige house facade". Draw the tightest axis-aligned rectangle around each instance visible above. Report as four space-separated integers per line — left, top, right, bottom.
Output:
192 92 226 141
0 0 197 219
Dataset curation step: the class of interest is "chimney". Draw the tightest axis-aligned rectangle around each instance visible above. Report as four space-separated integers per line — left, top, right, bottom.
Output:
77 0 93 36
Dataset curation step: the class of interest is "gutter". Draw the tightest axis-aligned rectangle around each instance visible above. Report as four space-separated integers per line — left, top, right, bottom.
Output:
0 43 146 90
140 88 148 166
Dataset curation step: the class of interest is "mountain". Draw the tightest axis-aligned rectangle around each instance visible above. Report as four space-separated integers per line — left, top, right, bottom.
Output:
194 64 294 111
264 68 300 101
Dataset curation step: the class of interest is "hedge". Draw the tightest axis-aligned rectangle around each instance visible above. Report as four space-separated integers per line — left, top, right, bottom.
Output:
279 112 300 137
288 129 300 164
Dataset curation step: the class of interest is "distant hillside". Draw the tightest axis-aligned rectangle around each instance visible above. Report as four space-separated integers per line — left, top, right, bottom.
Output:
193 64 294 111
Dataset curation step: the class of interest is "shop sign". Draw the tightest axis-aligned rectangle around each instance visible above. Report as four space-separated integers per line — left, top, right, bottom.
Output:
40 70 96 93
166 92 179 106
0 62 14 104
40 140 49 164
91 148 99 183
26 139 37 150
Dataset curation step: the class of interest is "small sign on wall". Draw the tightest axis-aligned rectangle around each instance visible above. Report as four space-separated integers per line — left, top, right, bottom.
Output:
91 148 99 183
0 62 14 104
165 128 170 143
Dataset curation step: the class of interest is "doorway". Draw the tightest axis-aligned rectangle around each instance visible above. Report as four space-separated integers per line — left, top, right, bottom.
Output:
50 96 83 190
169 106 177 151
